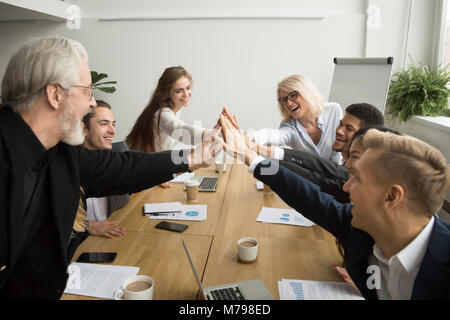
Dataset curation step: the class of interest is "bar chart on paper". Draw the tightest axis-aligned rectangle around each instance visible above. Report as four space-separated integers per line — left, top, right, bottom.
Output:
289 281 305 300
278 279 364 300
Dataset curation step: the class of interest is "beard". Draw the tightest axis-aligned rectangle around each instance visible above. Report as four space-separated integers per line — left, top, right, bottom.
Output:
58 100 85 146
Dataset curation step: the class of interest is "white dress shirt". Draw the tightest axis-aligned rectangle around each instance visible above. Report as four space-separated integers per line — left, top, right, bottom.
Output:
250 102 343 164
86 197 109 222
153 107 204 152
368 216 435 300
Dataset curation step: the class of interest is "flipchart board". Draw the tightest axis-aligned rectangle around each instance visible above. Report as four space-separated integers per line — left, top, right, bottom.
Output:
328 57 393 114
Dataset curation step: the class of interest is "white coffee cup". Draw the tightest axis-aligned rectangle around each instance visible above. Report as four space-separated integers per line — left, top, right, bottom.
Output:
237 238 259 263
185 179 199 202
113 275 154 300
215 161 227 172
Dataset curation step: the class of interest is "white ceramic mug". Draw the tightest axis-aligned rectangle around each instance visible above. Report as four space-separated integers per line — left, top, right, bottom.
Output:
237 238 259 263
113 275 154 300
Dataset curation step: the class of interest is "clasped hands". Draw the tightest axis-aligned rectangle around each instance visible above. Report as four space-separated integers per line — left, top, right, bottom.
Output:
188 107 262 172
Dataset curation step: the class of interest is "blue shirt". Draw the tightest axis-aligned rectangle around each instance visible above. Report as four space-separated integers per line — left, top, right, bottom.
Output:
252 102 343 164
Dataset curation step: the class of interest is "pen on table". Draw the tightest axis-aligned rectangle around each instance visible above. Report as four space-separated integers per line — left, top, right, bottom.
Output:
146 211 181 216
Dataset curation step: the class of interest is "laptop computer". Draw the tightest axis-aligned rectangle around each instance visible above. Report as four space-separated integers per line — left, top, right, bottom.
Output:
189 163 224 192
182 240 274 300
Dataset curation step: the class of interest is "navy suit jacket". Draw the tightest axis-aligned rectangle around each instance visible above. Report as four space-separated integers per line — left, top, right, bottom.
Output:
254 158 450 300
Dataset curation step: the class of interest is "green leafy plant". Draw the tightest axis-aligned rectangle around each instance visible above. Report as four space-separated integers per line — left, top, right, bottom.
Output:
387 62 450 122
91 71 117 94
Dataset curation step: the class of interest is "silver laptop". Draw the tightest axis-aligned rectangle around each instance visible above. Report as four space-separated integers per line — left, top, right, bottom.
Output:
189 163 224 192
182 240 274 300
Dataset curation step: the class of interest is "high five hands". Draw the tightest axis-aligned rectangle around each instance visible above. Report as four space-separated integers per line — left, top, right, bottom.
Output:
213 108 258 166
189 107 265 170
187 126 223 171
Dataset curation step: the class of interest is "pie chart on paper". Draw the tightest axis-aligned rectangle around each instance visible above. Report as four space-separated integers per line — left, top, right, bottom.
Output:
185 211 199 217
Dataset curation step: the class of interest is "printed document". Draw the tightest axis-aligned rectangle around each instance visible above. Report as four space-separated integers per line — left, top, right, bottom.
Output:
144 202 182 214
64 263 139 299
257 207 315 227
147 203 207 221
278 279 364 300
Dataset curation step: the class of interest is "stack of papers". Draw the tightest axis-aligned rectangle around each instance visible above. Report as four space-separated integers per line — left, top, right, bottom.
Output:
278 279 364 300
64 263 139 299
256 207 315 227
144 202 207 221
144 202 182 215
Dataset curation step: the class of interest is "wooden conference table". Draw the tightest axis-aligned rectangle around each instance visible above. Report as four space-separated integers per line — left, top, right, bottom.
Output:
62 164 344 300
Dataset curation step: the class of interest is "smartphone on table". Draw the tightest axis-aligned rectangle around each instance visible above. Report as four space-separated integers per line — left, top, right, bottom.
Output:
77 252 117 263
155 221 188 233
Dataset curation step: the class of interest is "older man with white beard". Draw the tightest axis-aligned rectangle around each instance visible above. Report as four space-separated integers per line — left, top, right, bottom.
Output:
0 36 221 299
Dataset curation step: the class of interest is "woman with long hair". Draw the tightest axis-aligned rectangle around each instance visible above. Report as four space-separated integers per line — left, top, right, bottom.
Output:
126 66 211 188
126 66 206 154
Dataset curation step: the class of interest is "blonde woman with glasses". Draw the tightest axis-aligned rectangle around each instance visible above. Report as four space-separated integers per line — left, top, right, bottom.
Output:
250 74 343 164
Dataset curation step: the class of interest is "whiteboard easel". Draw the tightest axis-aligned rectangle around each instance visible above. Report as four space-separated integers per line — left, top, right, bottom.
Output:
328 57 393 114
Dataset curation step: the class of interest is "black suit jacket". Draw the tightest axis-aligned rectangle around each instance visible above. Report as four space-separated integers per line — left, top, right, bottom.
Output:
255 158 450 299
281 148 350 203
0 106 189 298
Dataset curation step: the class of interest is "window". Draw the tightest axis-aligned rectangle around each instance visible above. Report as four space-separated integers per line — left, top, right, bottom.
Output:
443 1 450 64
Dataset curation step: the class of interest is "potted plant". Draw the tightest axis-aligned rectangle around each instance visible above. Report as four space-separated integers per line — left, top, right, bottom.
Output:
387 62 450 122
91 71 117 94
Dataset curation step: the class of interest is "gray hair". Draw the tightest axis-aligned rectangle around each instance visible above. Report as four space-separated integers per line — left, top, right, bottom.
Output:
1 35 88 112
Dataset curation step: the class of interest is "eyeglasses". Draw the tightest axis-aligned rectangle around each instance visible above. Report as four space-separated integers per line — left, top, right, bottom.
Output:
67 84 95 99
277 91 298 106
0 83 95 105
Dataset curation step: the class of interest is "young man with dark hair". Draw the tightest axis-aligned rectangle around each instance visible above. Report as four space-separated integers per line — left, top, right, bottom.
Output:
224 104 384 202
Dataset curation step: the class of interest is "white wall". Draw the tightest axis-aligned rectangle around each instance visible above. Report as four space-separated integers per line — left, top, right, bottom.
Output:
0 0 445 142
1 0 367 140
365 0 439 70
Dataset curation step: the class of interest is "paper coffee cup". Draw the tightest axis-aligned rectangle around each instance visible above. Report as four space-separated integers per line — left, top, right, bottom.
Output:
185 179 199 202
113 275 154 300
263 184 273 194
237 238 259 263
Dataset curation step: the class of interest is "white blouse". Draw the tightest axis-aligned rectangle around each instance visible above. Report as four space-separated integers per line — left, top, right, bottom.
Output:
251 102 343 164
153 107 204 152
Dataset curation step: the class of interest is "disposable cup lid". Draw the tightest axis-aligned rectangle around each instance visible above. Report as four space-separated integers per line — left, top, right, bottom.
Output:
185 179 199 186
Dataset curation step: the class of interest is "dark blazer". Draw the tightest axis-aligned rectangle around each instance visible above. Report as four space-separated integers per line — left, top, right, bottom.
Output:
254 158 450 300
282 148 350 203
0 106 189 298
106 194 130 217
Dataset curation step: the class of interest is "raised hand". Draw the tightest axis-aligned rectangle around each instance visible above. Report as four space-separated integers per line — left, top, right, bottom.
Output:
188 126 223 171
214 114 258 165
222 107 241 131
